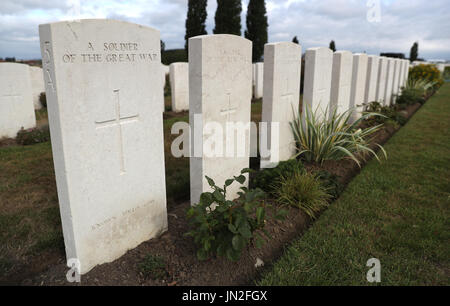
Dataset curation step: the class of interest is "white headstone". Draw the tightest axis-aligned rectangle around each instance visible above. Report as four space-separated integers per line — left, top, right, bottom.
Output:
0 63 36 138
330 50 353 117
349 53 368 122
384 58 395 105
403 60 410 86
254 62 264 99
189 34 252 205
169 62 189 112
260 42 302 167
30 66 46 110
364 55 379 105
376 57 388 103
397 59 405 92
391 59 401 103
303 47 333 119
39 19 167 274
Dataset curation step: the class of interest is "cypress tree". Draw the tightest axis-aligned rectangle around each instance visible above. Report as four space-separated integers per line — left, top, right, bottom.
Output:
409 42 418 62
292 36 299 44
245 0 268 62
329 40 336 52
213 0 242 35
185 0 208 51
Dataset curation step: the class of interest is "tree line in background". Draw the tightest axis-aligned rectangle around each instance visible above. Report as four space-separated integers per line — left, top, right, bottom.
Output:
184 0 267 62
162 0 424 64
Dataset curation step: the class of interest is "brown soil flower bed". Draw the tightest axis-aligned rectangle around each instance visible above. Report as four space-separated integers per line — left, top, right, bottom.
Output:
22 102 422 286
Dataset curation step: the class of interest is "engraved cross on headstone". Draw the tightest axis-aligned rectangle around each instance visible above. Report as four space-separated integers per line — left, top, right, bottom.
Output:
95 89 139 175
281 76 294 105
220 92 237 122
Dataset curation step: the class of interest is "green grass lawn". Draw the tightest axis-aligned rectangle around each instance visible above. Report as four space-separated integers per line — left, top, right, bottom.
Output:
258 84 450 286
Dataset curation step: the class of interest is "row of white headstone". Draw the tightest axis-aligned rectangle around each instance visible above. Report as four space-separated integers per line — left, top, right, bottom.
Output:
168 61 262 112
36 19 412 274
0 63 46 138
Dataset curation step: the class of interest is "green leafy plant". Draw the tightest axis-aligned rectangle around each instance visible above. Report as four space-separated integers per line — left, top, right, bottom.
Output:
275 171 331 219
443 66 450 81
314 170 344 200
39 92 47 108
396 88 426 106
290 105 387 167
408 64 443 90
364 101 407 126
252 159 304 194
186 169 287 261
16 125 50 145
138 254 167 280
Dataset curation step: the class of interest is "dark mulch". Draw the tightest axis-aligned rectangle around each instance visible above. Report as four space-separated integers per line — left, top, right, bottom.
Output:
23 102 422 286
0 137 17 148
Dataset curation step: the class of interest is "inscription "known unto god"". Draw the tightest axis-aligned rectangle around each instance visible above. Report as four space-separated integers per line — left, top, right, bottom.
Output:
61 42 158 64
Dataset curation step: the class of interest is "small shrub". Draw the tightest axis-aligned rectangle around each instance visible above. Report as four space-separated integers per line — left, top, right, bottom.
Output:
252 159 304 193
16 125 50 145
443 66 450 81
186 169 287 262
409 64 444 90
364 101 408 126
314 170 344 200
138 255 167 279
396 88 425 105
275 172 331 219
39 92 47 108
290 105 387 166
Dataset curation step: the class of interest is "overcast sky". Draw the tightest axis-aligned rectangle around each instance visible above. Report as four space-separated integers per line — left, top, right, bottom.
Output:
1 0 449 61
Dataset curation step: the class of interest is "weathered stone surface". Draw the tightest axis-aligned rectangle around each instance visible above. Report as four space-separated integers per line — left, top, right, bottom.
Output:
330 50 353 117
376 56 388 104
189 34 252 205
260 42 302 167
0 62 36 138
384 58 395 105
349 53 368 122
254 62 264 99
39 19 167 274
170 62 189 112
30 66 46 109
303 47 333 119
364 55 379 105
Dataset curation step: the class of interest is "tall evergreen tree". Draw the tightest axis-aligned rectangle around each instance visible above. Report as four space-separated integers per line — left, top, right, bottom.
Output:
329 40 336 52
292 36 299 44
409 41 419 62
245 0 268 62
185 0 208 51
213 0 242 35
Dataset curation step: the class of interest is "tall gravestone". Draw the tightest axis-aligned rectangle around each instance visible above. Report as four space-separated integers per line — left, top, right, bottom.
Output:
349 53 368 122
260 42 302 167
364 55 379 105
189 34 252 205
170 62 189 112
30 66 46 109
391 59 401 103
303 47 333 119
384 58 395 105
398 59 406 93
39 19 167 274
376 57 388 104
0 63 36 138
403 60 410 86
330 50 353 117
254 62 264 99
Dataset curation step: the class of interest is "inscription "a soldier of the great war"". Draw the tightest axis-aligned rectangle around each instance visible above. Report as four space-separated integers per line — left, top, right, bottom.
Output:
61 42 158 64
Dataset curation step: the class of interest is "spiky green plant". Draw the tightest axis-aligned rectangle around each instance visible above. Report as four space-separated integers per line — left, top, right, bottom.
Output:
290 105 387 166
275 171 331 219
405 78 436 93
